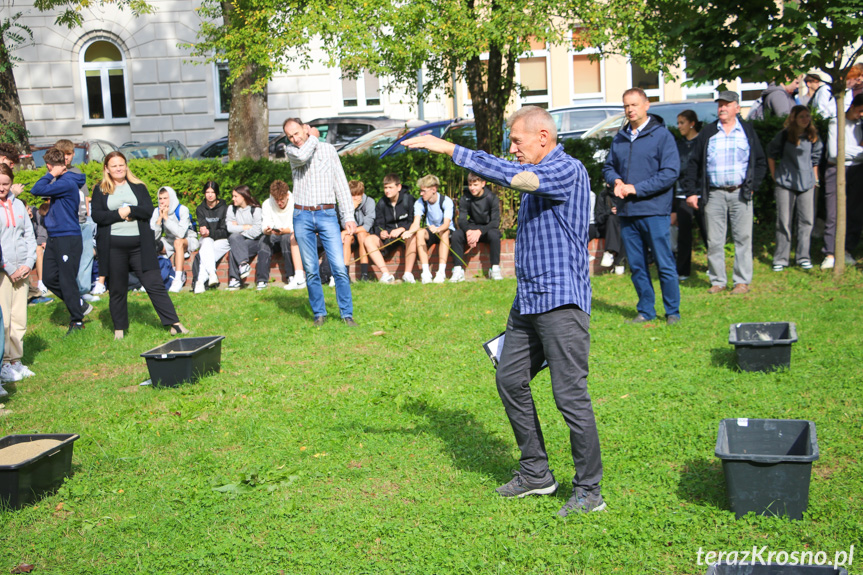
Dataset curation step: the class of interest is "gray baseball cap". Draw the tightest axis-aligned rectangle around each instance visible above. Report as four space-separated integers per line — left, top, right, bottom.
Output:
715 91 740 103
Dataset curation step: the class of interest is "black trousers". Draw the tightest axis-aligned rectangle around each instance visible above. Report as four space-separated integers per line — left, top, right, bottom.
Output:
43 235 84 323
108 235 179 330
451 227 502 266
257 233 295 282
674 198 707 276
604 214 625 257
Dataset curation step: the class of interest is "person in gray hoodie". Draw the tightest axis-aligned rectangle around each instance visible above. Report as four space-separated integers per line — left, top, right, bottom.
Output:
151 186 200 292
766 105 823 271
0 164 37 389
226 185 262 289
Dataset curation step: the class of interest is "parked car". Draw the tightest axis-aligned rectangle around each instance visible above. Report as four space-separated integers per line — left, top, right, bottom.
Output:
270 116 409 157
119 140 191 161
338 119 455 158
581 100 719 140
441 119 511 155
192 132 284 161
27 139 119 168
549 104 623 140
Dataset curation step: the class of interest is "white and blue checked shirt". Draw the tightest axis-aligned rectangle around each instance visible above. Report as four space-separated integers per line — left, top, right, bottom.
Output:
286 136 354 224
452 144 592 315
707 119 750 188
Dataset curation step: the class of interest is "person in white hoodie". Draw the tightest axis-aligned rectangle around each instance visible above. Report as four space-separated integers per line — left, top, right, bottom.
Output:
0 164 37 391
259 180 304 290
226 185 263 289
150 186 200 292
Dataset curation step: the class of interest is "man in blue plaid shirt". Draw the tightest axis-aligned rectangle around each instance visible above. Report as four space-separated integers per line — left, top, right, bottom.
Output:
403 106 605 517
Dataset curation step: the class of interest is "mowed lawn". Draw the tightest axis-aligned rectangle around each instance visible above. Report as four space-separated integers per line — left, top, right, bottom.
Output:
1 247 861 575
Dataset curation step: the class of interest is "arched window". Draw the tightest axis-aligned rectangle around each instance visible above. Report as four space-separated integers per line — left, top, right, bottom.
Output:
80 39 128 123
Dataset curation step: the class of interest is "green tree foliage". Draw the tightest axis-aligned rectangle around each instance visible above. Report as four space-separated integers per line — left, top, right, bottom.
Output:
579 0 863 273
319 0 586 154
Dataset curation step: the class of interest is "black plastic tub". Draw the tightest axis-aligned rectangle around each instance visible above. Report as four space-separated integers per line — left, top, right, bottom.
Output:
729 322 797 372
0 434 79 509
706 562 848 574
715 419 818 519
140 336 225 387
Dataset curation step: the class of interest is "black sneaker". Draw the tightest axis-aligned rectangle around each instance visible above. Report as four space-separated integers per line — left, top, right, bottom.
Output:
342 317 358 327
496 471 558 498
66 322 85 335
82 302 94 317
625 313 651 324
557 487 607 517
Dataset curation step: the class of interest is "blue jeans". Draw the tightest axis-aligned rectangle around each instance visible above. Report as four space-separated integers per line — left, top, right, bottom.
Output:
293 208 353 319
77 219 96 295
620 215 680 319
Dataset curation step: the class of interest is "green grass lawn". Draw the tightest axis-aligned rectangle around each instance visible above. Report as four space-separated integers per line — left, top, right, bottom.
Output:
1 248 862 575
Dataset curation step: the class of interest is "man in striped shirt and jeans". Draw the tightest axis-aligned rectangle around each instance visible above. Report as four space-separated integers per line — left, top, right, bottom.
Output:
404 106 605 517
283 118 357 326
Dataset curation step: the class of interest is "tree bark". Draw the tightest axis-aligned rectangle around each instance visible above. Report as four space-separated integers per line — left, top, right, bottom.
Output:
221 0 269 161
464 45 516 154
0 35 30 150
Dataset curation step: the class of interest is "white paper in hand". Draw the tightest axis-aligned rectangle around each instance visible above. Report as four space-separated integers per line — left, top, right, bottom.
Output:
482 332 548 371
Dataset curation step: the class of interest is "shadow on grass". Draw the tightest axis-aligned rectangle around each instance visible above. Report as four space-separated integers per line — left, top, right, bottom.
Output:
260 291 312 320
22 333 49 366
710 347 737 370
361 398 514 480
591 297 634 319
676 457 728 512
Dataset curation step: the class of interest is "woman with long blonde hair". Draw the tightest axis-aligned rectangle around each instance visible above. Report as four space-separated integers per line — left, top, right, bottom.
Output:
90 151 189 339
766 105 823 271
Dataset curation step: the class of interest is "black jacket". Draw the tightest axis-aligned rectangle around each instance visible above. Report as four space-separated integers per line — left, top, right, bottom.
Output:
457 187 499 233
374 187 415 233
196 199 229 241
682 118 767 203
91 182 161 274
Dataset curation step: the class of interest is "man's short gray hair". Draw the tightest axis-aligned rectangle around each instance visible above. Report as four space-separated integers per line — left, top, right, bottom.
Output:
507 106 558 141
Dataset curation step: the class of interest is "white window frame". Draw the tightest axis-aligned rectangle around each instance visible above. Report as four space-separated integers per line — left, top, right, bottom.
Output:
627 61 664 102
517 43 552 108
569 31 605 104
736 77 768 107
79 38 130 125
213 61 230 120
337 69 384 114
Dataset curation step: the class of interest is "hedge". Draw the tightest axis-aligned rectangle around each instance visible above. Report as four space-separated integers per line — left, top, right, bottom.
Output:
11 117 806 231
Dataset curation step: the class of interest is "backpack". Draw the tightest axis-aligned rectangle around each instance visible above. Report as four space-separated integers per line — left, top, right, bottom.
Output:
747 96 766 121
421 193 454 228
175 205 198 232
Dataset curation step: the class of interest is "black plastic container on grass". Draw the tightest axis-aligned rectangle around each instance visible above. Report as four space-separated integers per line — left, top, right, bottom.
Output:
706 562 847 574
729 322 797 372
0 434 79 509
141 336 225 387
715 419 818 520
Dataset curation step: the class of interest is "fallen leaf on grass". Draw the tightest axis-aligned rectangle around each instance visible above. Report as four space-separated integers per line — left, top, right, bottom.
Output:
299 446 307 451
54 502 64 511
171 411 181 417
313 452 328 458
0 409 14 417
372 331 385 336
620 394 629 399
11 564 34 574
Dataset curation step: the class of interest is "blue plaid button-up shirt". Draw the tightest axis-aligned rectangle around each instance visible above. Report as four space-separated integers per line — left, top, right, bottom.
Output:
452 144 592 315
707 119 750 188
286 136 355 224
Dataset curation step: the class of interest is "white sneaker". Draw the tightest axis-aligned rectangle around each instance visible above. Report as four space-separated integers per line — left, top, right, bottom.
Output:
402 272 416 284
82 293 100 302
38 281 48 295
845 252 856 265
614 265 625 275
284 276 306 291
433 271 446 283
490 267 503 281
256 281 268 290
328 276 335 287
208 273 220 287
169 275 183 293
421 270 433 284
10 361 34 378
449 267 465 283
194 280 206 294
600 251 615 267
239 263 251 279
228 278 242 290
821 255 835 270
380 273 395 284
91 282 106 295
1 363 22 383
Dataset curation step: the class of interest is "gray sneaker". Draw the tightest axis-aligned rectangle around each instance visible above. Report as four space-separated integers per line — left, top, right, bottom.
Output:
557 487 607 517
496 471 558 498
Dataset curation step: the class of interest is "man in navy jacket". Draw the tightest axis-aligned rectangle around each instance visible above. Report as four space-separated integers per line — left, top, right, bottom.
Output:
603 88 681 324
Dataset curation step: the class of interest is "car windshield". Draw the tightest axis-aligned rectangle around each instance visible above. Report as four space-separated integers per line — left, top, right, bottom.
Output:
31 148 86 168
339 127 409 156
582 102 719 139
120 144 171 160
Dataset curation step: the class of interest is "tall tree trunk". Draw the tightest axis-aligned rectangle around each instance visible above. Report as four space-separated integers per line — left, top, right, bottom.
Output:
835 88 846 275
0 35 30 150
221 1 269 161
464 46 516 154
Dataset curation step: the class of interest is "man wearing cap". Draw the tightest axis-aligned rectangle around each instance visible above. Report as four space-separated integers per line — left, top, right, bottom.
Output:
282 118 357 326
682 91 767 295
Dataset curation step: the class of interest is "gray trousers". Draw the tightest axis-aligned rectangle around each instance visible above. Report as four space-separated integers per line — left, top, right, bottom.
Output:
704 188 753 287
774 185 814 266
495 304 603 491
